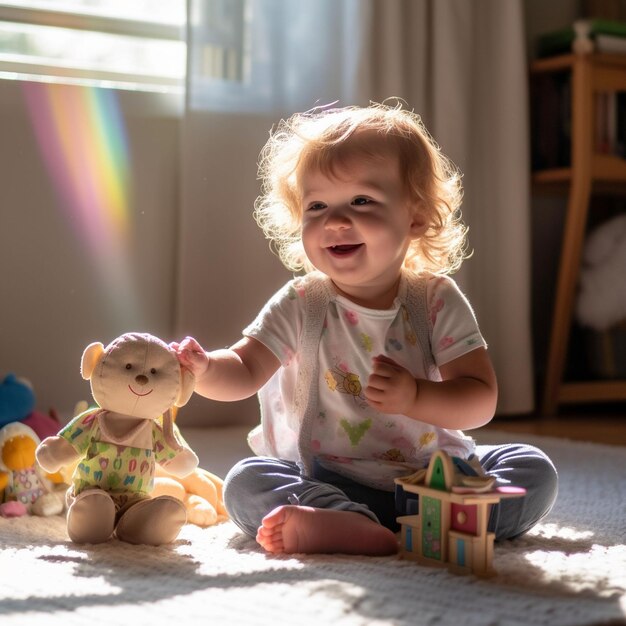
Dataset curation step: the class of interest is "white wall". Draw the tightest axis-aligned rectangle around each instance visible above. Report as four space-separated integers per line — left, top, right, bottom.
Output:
0 79 181 418
175 109 291 426
0 77 289 429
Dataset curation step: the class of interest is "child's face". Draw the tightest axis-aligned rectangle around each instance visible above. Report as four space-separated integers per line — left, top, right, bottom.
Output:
300 153 424 307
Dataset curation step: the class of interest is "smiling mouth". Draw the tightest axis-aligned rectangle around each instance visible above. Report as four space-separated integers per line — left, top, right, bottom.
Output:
129 385 153 397
328 244 363 256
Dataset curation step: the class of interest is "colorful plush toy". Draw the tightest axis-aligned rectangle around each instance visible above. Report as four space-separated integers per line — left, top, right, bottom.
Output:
0 421 65 518
0 374 36 428
36 333 199 545
0 373 70 517
0 373 61 440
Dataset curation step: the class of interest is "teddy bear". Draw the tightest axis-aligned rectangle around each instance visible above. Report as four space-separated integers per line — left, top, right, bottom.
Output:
36 332 199 545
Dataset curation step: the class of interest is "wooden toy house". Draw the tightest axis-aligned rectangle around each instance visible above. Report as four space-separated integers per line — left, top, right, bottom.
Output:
395 450 525 577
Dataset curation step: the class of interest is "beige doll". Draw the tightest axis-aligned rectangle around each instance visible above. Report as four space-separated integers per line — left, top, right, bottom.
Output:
153 463 228 527
36 333 198 545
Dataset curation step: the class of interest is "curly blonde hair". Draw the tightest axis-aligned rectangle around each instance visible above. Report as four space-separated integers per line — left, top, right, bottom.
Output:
254 102 467 275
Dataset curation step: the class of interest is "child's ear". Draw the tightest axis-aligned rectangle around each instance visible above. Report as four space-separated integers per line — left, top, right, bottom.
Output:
409 209 427 238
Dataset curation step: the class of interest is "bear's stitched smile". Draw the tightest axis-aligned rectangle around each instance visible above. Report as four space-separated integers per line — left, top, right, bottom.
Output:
128 385 153 397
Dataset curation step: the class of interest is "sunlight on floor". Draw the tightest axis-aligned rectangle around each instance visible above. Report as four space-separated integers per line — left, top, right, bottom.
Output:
521 523 626 598
1 545 123 597
529 522 595 541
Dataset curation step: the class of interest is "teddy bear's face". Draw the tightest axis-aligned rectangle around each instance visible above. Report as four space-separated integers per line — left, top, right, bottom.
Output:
91 338 182 420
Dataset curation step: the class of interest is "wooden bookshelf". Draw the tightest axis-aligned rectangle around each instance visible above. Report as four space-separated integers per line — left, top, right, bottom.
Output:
532 155 626 183
531 52 626 414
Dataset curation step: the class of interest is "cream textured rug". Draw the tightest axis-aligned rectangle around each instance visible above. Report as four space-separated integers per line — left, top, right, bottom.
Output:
1 427 625 626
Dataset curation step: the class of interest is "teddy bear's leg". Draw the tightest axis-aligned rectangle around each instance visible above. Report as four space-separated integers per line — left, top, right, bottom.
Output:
66 489 116 543
115 495 186 546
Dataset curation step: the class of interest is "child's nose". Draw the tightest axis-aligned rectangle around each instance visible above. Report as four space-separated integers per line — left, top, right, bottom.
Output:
324 208 351 229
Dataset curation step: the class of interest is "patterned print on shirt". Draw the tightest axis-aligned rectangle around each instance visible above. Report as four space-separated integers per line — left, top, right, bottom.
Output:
385 338 403 351
419 431 437 448
324 363 368 409
360 333 373 352
340 417 372 446
378 448 407 462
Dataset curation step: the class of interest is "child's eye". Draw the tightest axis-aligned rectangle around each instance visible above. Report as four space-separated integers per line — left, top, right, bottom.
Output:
352 197 371 206
307 202 327 212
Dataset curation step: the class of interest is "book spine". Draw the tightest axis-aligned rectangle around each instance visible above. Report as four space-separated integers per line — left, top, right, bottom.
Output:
617 92 626 158
531 72 572 169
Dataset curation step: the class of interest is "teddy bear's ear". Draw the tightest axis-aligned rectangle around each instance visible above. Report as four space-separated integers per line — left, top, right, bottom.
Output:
175 367 195 407
80 342 105 380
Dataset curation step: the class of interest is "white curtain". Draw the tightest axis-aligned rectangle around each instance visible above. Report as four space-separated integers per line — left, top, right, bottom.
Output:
177 0 533 425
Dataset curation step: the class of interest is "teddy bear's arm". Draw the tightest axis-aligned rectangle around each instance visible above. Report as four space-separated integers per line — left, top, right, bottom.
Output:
160 446 198 478
36 436 80 473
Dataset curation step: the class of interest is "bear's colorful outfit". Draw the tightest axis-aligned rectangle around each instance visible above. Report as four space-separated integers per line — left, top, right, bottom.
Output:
60 409 182 497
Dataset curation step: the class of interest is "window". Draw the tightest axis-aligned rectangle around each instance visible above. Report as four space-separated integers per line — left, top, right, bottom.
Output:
0 0 186 92
191 0 246 83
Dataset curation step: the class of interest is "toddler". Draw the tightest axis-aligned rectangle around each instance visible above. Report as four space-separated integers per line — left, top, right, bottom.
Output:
174 103 557 556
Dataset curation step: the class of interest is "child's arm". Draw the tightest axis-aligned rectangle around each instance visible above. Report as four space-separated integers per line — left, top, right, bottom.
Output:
364 348 497 430
174 336 280 402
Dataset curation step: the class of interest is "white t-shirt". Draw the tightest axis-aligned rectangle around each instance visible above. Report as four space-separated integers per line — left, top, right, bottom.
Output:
244 273 486 490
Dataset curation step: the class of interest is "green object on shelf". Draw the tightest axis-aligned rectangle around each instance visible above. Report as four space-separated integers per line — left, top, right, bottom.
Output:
537 18 626 58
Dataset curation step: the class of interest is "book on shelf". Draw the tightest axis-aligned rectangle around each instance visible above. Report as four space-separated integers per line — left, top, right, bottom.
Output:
530 71 571 170
595 91 626 157
530 73 626 171
537 18 626 57
595 33 626 53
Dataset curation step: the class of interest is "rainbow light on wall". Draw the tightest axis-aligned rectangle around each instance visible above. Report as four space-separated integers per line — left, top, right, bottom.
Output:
22 82 140 324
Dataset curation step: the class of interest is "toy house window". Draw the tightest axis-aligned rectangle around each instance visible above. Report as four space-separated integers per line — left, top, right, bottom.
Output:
405 527 413 551
456 538 466 567
0 0 186 92
451 503 478 534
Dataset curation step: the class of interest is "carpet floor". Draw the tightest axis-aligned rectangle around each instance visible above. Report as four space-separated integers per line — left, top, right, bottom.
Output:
1 427 624 626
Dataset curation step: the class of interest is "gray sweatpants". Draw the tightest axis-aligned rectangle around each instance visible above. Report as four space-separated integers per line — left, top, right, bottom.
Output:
223 443 558 541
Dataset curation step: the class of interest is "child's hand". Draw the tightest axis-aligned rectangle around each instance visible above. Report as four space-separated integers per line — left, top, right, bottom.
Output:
364 355 419 416
171 336 210 379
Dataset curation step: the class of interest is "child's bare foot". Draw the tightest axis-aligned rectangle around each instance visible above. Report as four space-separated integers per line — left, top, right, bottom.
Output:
256 505 398 556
